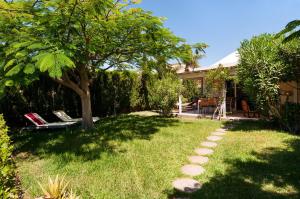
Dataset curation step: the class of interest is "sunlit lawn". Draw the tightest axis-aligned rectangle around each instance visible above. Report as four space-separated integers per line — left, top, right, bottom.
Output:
14 115 220 198
14 116 300 199
172 120 300 199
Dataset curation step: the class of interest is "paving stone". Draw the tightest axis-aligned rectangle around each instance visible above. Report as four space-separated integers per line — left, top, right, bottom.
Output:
211 132 226 136
195 148 214 155
216 128 226 133
188 156 209 164
172 178 202 193
181 164 205 176
201 141 217 148
207 135 223 141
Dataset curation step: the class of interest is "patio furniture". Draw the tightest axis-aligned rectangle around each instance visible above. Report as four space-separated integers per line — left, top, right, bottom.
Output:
198 98 209 114
241 100 260 118
53 110 100 123
24 113 77 129
199 98 218 114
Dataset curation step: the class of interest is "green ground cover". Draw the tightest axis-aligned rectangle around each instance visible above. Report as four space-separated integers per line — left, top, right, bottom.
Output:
14 115 219 198
14 116 300 199
173 120 300 199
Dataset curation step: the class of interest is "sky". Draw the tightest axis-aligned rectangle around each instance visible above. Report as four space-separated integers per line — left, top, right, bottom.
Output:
138 0 300 66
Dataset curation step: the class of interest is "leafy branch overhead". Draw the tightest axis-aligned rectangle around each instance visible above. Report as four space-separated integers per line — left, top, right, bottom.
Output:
0 0 184 83
0 0 196 128
277 20 300 42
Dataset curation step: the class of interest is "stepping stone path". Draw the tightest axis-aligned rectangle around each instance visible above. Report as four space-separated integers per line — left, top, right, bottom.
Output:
172 178 202 193
211 131 226 136
188 156 209 164
195 148 214 155
216 128 226 133
181 164 205 176
172 127 229 194
201 141 217 148
206 135 223 141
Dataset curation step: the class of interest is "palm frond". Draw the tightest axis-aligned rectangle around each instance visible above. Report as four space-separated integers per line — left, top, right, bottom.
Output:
283 30 300 43
276 20 300 42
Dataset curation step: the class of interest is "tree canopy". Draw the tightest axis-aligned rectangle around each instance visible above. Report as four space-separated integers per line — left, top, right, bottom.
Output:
237 34 285 117
277 19 300 42
0 0 191 128
238 33 300 118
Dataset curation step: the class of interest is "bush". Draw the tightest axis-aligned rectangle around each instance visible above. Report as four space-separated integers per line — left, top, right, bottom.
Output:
0 71 143 126
130 70 154 111
0 114 17 198
149 74 182 115
182 79 201 101
237 34 284 117
281 103 300 134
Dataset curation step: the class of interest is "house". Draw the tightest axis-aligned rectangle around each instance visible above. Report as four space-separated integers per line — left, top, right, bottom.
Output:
176 51 300 118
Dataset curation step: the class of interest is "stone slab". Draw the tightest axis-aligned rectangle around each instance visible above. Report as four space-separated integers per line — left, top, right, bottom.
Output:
207 135 223 141
201 141 217 148
195 148 214 155
181 164 205 176
211 132 226 136
216 128 226 133
188 156 209 164
172 178 202 193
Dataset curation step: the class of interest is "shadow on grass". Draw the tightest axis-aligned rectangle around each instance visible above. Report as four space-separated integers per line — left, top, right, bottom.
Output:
168 121 300 199
224 119 281 132
13 115 179 162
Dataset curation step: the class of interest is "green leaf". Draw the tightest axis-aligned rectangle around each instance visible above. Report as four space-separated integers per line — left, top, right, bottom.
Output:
27 43 45 50
5 64 22 76
15 51 27 58
55 53 75 68
4 80 14 87
12 41 31 49
4 59 15 70
23 63 35 74
33 52 74 78
33 52 54 72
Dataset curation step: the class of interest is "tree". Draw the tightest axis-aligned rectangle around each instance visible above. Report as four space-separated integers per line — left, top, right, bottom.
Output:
182 79 201 101
180 43 208 71
277 20 300 42
0 0 185 129
237 34 285 118
278 38 300 81
149 73 182 115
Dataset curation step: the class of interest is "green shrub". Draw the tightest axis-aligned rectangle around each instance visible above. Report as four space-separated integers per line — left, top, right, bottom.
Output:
281 103 300 134
0 71 142 125
130 70 154 111
0 114 17 198
237 34 284 117
149 74 182 115
182 79 201 101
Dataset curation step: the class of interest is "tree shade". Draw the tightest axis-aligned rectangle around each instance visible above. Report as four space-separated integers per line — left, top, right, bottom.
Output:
0 0 190 129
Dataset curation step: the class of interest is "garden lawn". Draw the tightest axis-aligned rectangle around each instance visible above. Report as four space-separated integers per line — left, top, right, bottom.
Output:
14 116 300 199
14 115 220 199
172 120 300 199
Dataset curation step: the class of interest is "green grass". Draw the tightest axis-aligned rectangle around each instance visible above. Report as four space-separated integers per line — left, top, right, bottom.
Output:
172 120 300 199
14 116 300 198
14 115 220 198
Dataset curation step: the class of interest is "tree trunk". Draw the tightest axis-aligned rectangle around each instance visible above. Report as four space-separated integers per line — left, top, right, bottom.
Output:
53 68 94 130
80 90 94 129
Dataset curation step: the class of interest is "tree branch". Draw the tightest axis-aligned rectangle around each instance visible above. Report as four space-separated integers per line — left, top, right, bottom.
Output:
53 73 84 96
65 0 78 42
